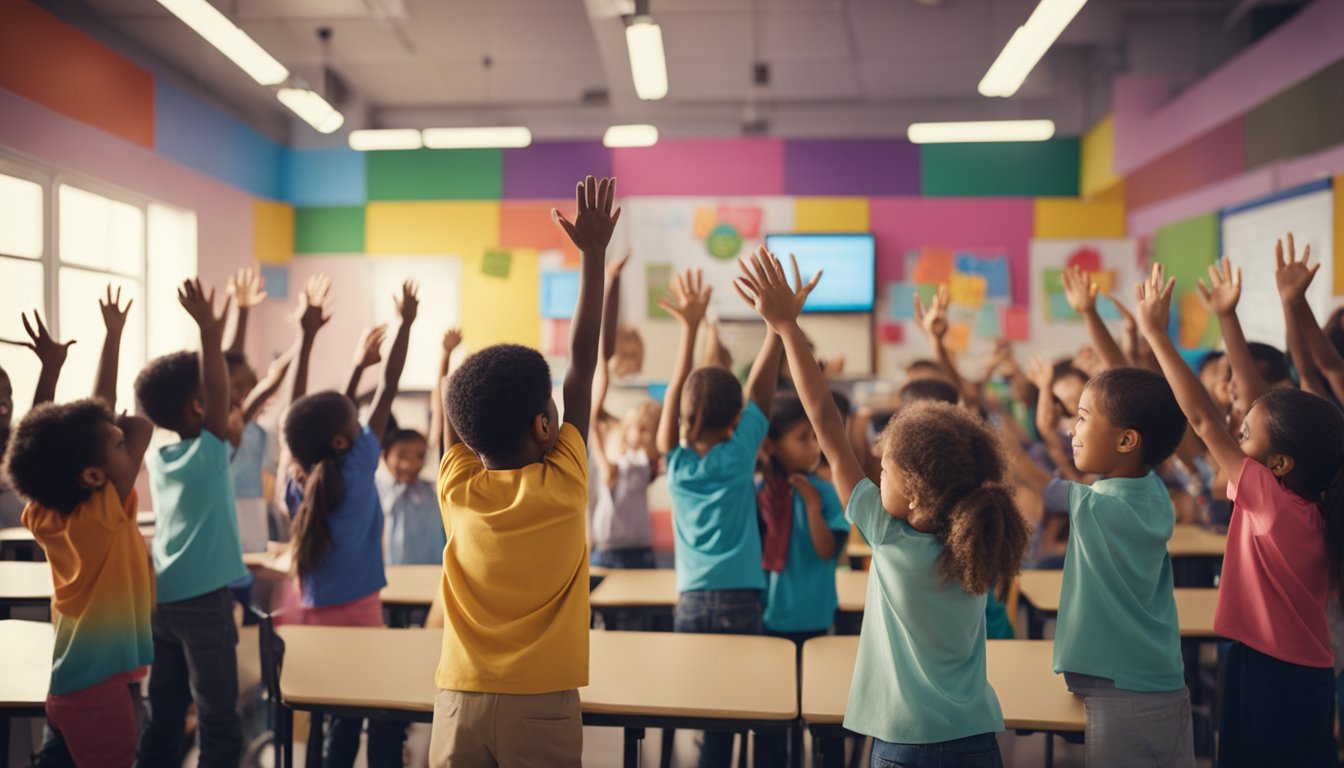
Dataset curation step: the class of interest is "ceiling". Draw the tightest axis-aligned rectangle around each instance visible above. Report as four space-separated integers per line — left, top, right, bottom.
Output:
39 0 1296 145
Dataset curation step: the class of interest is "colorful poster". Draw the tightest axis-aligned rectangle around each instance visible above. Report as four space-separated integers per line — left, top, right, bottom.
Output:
1029 238 1139 360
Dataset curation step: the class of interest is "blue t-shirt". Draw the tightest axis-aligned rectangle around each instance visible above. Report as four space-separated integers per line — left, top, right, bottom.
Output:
667 400 770 593
376 473 447 566
229 421 266 500
149 432 248 603
301 426 388 608
843 478 1003 744
1052 473 1185 692
762 475 847 633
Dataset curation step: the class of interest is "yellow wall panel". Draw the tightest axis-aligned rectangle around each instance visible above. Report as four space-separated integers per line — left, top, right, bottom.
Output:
1033 197 1127 239
252 199 294 264
365 201 501 256
461 247 541 349
793 197 870 233
1080 115 1123 200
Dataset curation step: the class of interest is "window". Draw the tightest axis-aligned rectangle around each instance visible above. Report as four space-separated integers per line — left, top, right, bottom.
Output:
0 154 197 422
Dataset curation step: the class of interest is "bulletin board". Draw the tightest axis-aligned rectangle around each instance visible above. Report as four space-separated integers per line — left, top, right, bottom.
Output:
1028 239 1140 363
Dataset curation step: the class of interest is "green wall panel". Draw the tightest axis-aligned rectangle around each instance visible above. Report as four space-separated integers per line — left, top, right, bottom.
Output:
920 138 1080 197
365 148 502 200
295 206 365 253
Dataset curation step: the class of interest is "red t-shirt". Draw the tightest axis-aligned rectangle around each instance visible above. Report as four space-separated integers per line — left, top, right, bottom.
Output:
1214 458 1333 668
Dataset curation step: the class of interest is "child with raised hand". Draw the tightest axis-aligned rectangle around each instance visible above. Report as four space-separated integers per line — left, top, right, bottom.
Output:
0 310 77 526
735 249 1028 766
7 288 150 768
1136 261 1344 767
223 265 268 407
135 279 247 767
589 250 661 570
282 281 417 767
432 175 617 767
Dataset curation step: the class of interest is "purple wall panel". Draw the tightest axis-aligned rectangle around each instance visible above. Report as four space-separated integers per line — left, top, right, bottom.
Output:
783 139 920 196
502 141 613 199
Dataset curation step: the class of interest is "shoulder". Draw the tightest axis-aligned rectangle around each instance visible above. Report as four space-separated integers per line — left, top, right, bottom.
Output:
546 423 588 476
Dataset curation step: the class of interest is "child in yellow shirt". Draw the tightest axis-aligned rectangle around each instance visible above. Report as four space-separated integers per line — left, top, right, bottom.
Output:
430 175 619 767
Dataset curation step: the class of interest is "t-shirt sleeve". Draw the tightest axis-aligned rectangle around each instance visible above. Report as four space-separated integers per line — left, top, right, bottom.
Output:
845 477 891 544
816 479 848 532
1227 457 1273 532
1043 477 1072 514
546 423 589 486
438 442 484 504
733 400 770 453
348 425 381 473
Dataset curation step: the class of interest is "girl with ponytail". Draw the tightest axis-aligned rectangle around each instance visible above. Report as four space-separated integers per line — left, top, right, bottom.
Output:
282 281 418 768
735 250 1028 767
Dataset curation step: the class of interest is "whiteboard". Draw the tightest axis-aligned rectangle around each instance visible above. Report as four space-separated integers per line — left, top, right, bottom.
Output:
1221 182 1334 347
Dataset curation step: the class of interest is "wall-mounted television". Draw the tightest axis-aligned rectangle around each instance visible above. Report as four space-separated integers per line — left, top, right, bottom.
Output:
540 269 580 320
762 233 875 313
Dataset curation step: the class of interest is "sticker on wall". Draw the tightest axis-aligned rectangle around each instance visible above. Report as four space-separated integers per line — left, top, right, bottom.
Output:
260 264 289 300
482 249 512 279
891 249 1018 348
646 263 673 319
691 204 765 261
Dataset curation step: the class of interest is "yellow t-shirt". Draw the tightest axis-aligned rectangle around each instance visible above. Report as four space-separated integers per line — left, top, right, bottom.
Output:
436 423 590 693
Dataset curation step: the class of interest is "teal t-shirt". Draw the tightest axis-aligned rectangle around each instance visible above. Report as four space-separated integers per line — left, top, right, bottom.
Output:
1052 473 1185 692
843 479 1004 744
149 431 248 603
668 400 769 593
763 475 847 633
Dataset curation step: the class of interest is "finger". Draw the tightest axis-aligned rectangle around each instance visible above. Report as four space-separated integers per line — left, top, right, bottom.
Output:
913 292 926 321
789 253 803 293
657 297 681 318
575 181 587 214
1232 267 1242 291
605 178 618 215
1303 243 1312 269
750 248 772 286
596 178 609 217
586 175 597 212
552 209 578 242
611 207 621 226
1162 277 1176 303
1134 283 1145 303
732 279 757 308
803 270 823 295
21 313 35 341
1207 264 1221 286
1195 281 1211 303
124 299 134 314
1287 232 1296 263
937 283 949 309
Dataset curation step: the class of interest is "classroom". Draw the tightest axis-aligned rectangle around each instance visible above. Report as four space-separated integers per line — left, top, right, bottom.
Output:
2 0 1344 766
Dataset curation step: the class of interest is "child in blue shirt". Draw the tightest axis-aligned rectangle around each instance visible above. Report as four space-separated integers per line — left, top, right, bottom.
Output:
283 281 417 768
376 428 446 565
134 279 248 767
736 256 1030 766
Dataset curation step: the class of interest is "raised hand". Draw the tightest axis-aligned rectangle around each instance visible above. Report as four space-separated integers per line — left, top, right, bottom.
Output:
100 284 133 336
178 278 229 334
1102 290 1137 331
606 250 631 282
1195 257 1240 317
294 274 332 335
732 247 822 331
913 284 950 340
1135 263 1176 338
1025 352 1053 393
394 281 419 324
227 266 268 309
1061 266 1098 315
659 269 712 328
553 176 621 255
442 328 463 354
1275 233 1318 306
352 325 388 368
2 310 76 367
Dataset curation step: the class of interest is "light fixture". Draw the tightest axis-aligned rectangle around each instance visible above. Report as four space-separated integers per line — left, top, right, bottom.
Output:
348 129 423 151
978 0 1088 98
603 124 659 148
422 127 532 149
276 88 344 134
625 16 668 101
155 0 289 86
907 120 1056 144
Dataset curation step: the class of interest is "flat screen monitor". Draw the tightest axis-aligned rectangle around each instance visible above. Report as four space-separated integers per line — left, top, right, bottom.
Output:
762 233 875 312
540 269 580 320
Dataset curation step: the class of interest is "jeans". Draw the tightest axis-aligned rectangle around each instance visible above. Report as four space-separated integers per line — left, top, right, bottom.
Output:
324 716 406 768
590 546 657 569
755 629 828 768
675 590 763 768
138 588 243 768
870 733 1003 768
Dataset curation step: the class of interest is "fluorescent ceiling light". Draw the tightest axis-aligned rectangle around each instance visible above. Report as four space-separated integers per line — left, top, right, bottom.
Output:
422 127 532 149
978 0 1088 98
155 0 289 86
626 16 668 101
603 124 659 148
907 120 1056 144
276 88 344 134
348 129 423 151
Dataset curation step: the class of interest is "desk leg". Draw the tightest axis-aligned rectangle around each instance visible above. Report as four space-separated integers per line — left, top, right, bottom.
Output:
279 706 293 768
738 731 749 768
1044 733 1054 768
660 728 675 768
306 713 324 768
623 727 644 768
1 717 9 768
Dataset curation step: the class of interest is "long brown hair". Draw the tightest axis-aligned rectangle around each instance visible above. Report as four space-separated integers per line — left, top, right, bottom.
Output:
284 392 354 578
881 401 1030 600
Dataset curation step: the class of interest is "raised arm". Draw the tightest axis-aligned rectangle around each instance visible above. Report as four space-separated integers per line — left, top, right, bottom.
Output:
590 253 629 485
1274 236 1330 398
95 286 132 410
113 413 154 503
7 311 75 407
429 329 462 454
1026 354 1086 482
178 279 231 441
345 325 387 402
1102 291 1143 368
733 250 862 503
655 270 710 454
1062 266 1127 370
288 274 331 405
368 282 418 440
745 326 783 414
1196 257 1266 416
554 176 620 440
913 284 971 400
1137 264 1246 485
241 350 294 424
224 266 266 359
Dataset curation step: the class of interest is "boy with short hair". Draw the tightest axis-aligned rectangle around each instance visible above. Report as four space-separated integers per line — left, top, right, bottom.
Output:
431 176 618 767
134 279 247 767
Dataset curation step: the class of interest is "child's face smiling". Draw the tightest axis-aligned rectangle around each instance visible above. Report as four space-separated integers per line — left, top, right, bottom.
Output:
1068 386 1140 477
384 438 427 484
1237 404 1274 466
769 420 821 474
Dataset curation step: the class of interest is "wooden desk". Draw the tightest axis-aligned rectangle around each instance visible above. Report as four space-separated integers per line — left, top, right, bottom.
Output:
834 570 867 615
380 564 441 627
0 620 54 759
802 636 1084 766
0 527 39 561
275 626 797 768
844 538 872 569
588 568 678 630
1017 570 1220 640
0 561 53 619
1169 524 1226 587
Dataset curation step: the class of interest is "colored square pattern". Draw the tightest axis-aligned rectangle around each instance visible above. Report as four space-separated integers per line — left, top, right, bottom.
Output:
366 148 501 201
295 207 364 253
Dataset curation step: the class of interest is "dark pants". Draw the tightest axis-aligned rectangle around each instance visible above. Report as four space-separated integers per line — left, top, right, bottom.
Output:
324 716 406 768
138 588 243 768
1218 641 1337 767
871 733 1003 768
755 628 829 768
676 590 763 768
591 546 657 569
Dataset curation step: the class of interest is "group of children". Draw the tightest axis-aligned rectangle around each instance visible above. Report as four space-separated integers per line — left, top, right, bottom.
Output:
2 167 1343 768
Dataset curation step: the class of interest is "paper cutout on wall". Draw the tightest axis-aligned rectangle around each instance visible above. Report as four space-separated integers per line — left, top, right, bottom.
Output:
718 206 762 239
956 253 1010 298
482 249 512 278
1066 247 1101 273
545 318 570 356
693 207 717 239
945 323 971 352
887 282 916 320
878 323 903 344
647 263 672 319
948 272 987 308
912 248 954 284
260 265 289 300
1002 306 1030 341
975 303 1002 338
688 205 764 261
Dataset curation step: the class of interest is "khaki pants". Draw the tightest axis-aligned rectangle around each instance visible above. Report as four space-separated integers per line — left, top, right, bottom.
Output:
429 688 581 768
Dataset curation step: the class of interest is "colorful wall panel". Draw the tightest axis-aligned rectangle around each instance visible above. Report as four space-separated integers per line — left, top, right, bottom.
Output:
783 139 920 196
283 148 366 207
502 141 613 199
920 139 1080 197
366 148 502 201
612 139 785 196
1034 198 1126 239
364 201 501 256
295 207 364 254
155 80 283 200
